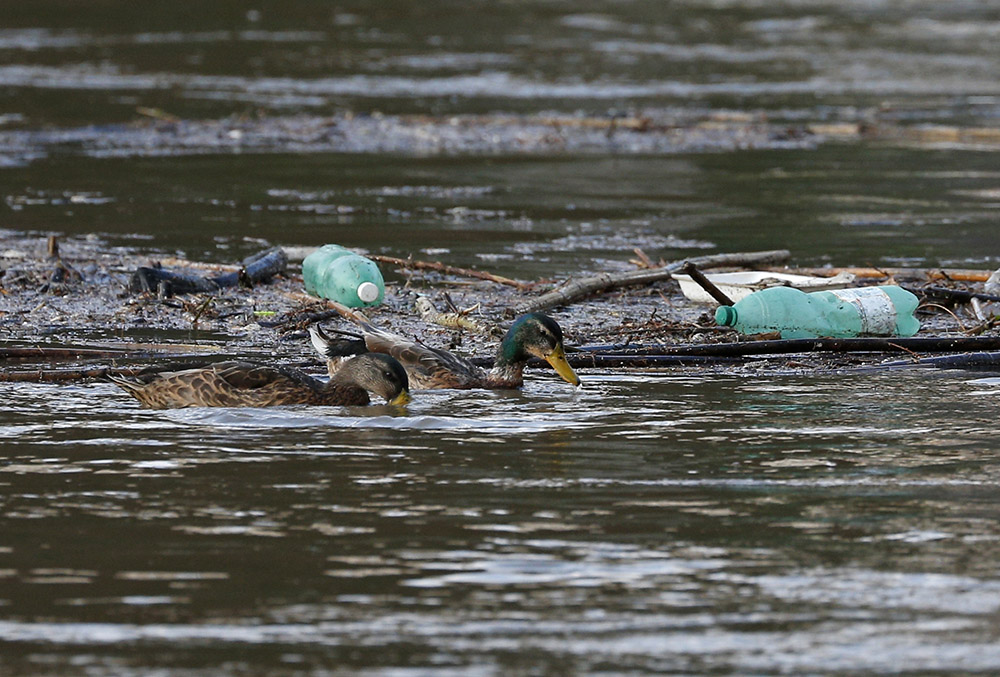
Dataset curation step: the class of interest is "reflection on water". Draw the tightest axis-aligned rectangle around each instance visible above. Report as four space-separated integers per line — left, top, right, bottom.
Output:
2 369 1000 674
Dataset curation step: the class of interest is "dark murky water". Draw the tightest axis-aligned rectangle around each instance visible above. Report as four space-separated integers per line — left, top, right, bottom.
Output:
4 371 1000 675
3 1 1000 675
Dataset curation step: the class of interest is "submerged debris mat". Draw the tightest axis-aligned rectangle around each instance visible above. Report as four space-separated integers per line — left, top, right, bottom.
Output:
2 230 1000 382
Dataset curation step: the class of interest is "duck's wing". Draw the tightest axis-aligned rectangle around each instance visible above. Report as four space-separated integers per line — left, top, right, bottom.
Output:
211 362 290 390
107 362 250 409
107 361 248 405
325 300 487 389
366 328 486 389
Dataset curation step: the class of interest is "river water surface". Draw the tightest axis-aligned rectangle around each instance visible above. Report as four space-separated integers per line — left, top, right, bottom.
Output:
4 370 1000 675
3 1 1000 675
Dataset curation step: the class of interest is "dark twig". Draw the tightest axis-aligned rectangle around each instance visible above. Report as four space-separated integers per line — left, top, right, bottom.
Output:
680 262 735 306
0 367 123 383
910 285 1000 305
572 336 1000 357
0 345 213 361
1 347 138 361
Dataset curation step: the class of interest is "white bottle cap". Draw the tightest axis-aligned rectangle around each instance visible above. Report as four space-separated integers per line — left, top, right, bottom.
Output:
357 281 380 303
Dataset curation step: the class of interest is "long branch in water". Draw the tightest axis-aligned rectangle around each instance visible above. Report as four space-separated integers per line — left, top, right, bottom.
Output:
511 249 791 315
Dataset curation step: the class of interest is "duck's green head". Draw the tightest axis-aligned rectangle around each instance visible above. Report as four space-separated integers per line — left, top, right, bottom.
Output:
498 313 580 386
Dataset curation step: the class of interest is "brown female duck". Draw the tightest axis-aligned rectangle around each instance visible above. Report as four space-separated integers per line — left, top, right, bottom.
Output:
108 353 410 409
309 302 580 390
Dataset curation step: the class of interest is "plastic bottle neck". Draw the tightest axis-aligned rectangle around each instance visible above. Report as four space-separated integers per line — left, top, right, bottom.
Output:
715 305 737 327
357 281 380 303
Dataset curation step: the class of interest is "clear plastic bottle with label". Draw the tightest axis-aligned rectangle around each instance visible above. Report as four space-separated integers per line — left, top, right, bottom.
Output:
302 244 384 308
714 285 920 338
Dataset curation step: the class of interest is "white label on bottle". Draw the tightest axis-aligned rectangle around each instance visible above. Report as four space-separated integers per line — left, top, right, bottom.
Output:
828 287 897 335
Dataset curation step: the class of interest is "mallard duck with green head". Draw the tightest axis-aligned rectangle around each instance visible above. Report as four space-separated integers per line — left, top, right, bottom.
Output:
108 353 410 409
309 301 580 390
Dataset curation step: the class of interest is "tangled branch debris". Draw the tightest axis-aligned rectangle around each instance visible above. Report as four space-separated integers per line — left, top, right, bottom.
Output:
415 296 502 337
129 247 287 297
512 249 791 315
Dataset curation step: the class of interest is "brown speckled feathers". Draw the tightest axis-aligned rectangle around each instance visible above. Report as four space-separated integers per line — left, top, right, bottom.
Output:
108 354 410 409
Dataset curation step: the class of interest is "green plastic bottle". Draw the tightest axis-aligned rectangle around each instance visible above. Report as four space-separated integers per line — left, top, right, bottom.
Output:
714 285 920 338
302 244 384 308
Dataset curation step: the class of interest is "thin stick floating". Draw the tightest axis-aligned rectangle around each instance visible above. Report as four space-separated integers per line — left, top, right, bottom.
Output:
0 367 134 383
369 255 531 290
575 335 1000 357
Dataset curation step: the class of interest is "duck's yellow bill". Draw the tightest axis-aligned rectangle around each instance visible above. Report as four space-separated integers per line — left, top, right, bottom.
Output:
544 345 581 386
389 390 412 406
